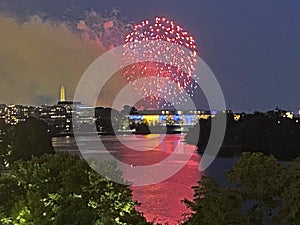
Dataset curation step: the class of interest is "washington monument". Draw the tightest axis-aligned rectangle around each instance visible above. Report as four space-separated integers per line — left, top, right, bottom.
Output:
60 85 66 102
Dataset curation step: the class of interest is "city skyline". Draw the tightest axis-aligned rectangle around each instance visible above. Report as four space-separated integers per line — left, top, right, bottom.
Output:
0 1 299 113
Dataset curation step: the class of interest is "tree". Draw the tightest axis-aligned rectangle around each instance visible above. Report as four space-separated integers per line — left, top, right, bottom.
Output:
0 118 54 167
274 157 300 225
0 152 152 225
183 152 300 225
121 105 138 115
182 176 249 225
227 152 286 224
184 118 209 152
95 107 121 134
0 120 10 167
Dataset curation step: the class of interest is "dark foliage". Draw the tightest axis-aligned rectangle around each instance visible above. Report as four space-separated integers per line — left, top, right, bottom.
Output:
182 152 300 225
0 118 54 167
185 110 300 160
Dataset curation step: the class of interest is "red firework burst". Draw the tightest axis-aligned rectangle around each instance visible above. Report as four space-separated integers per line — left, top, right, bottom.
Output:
123 17 198 105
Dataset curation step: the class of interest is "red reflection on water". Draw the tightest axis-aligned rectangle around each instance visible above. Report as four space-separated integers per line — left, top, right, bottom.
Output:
129 143 201 225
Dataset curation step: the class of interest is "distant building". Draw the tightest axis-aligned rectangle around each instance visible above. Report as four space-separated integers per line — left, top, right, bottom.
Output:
73 105 96 129
128 110 212 127
4 105 29 125
39 86 82 133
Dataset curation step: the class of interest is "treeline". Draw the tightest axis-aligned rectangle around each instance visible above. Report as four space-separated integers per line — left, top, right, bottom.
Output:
185 110 300 160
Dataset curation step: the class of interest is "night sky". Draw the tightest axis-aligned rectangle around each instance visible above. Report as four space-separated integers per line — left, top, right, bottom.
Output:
0 0 299 112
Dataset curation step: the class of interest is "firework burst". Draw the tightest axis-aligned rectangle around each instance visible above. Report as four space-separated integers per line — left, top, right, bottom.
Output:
123 17 198 106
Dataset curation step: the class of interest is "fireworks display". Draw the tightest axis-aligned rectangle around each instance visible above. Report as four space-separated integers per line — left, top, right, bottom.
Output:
74 9 133 49
123 17 198 106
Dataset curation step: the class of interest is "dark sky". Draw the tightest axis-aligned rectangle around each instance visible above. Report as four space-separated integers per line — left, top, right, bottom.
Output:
1 0 300 112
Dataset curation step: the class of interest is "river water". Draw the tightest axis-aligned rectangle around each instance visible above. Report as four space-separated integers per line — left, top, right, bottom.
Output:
52 134 237 225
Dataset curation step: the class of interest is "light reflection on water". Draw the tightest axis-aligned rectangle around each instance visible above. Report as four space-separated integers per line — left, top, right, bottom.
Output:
52 134 237 224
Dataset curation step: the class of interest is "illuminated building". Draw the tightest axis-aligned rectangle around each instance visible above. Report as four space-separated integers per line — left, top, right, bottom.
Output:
73 105 96 129
4 105 29 125
128 110 212 130
283 111 293 119
234 114 241 121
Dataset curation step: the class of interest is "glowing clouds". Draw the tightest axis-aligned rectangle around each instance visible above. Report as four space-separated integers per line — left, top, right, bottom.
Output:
0 15 104 105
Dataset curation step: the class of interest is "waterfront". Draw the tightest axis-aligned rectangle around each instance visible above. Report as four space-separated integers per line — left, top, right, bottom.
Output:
52 134 238 224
